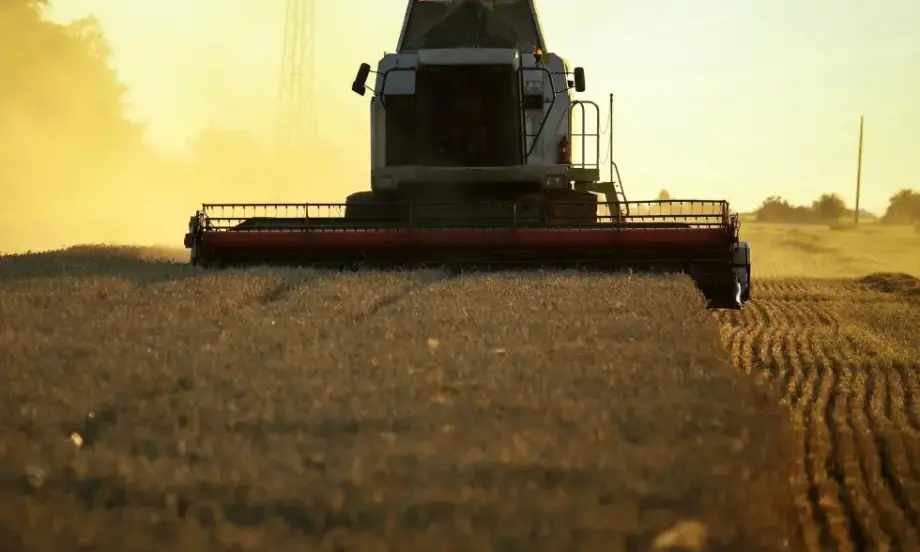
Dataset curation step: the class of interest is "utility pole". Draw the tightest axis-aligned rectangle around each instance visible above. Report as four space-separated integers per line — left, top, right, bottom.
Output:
276 0 315 151
854 115 864 226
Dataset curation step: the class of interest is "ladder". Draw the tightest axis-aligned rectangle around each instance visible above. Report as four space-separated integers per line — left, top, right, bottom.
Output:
570 94 629 217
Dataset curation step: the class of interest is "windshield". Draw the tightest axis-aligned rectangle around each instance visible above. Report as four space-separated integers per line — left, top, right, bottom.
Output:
415 64 523 167
383 64 523 168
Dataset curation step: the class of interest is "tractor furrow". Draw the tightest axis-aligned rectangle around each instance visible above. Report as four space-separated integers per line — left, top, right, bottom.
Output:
716 272 920 552
782 328 807 407
887 366 920 485
790 328 826 551
905 369 920 431
795 324 851 551
856 367 920 548
829 365 888 550
878 366 920 533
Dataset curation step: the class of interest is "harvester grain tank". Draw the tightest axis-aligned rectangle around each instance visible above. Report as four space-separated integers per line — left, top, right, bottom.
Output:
183 0 753 308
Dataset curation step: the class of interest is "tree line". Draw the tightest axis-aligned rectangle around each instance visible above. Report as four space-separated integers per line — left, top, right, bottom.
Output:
1 0 144 208
0 2 328 249
752 191 920 224
655 189 920 225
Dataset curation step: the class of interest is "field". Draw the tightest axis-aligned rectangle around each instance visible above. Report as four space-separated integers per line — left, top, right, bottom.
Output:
0 221 918 551
714 222 920 551
739 222 920 279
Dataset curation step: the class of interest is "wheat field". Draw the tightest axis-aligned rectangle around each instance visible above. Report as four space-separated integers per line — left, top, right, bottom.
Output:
0 221 918 551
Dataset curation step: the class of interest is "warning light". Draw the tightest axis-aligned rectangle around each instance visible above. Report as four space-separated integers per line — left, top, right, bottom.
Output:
533 48 547 64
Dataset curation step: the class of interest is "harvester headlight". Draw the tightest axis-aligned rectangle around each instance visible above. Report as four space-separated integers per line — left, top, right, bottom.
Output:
544 175 567 188
376 176 396 190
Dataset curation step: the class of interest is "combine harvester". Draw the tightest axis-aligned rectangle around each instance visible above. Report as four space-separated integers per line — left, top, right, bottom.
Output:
184 0 752 309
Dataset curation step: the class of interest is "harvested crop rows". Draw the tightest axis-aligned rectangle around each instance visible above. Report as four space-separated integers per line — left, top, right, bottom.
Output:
716 275 920 552
0 247 798 552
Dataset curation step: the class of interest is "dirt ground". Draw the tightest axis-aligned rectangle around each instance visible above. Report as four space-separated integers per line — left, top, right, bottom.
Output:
0 246 798 552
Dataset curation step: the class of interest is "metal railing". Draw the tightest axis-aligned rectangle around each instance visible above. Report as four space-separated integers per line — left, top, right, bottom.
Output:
193 200 733 233
570 100 600 173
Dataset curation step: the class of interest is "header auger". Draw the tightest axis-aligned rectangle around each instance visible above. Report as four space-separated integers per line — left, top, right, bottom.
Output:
184 0 752 309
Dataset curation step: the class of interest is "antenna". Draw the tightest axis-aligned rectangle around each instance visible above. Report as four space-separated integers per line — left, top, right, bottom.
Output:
854 115 864 226
276 0 316 150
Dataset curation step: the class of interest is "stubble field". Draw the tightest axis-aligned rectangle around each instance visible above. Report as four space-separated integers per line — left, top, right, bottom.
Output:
0 221 917 552
714 222 920 552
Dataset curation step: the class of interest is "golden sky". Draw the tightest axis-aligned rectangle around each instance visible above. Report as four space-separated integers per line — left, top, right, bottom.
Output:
48 0 919 213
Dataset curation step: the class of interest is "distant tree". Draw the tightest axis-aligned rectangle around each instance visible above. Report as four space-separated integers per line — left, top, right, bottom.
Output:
755 195 819 223
0 0 143 215
657 189 671 201
0 4 140 151
811 193 848 221
882 189 920 224
756 196 795 222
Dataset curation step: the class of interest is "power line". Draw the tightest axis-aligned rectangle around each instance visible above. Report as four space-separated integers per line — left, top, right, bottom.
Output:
276 0 315 150
854 114 864 226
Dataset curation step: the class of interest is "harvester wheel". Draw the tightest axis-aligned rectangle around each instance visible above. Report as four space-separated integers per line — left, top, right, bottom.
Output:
690 265 742 309
545 189 598 226
344 191 403 225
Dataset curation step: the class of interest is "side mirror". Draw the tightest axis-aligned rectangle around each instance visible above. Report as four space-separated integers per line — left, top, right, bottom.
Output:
573 67 585 92
352 63 371 96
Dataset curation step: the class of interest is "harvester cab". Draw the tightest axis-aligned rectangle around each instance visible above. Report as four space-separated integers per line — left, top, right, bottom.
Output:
348 0 621 226
183 0 753 309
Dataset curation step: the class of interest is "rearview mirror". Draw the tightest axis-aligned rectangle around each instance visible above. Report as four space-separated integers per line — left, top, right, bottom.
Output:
573 67 585 92
352 63 371 96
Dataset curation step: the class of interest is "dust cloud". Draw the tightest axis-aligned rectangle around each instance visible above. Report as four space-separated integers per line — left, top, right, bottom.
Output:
0 0 365 254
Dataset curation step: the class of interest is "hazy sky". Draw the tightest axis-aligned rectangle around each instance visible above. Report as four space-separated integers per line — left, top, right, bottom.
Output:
48 0 919 213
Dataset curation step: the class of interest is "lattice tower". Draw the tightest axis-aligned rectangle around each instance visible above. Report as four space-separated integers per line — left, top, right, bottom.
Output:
276 0 315 149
